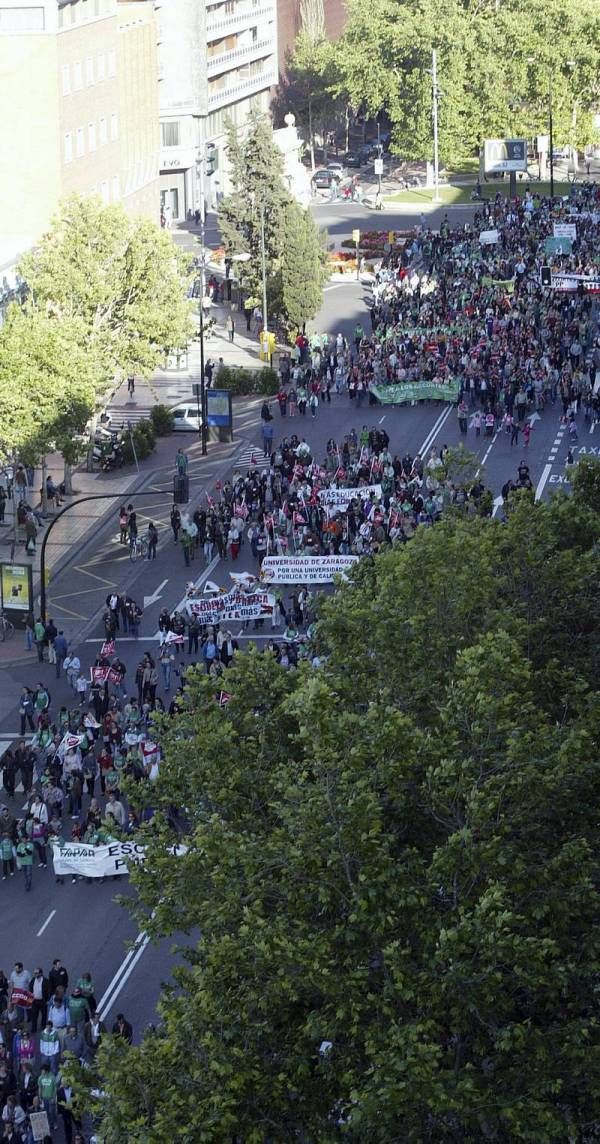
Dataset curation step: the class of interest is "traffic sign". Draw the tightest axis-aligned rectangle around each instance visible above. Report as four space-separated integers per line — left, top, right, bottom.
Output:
374 158 384 175
352 229 360 244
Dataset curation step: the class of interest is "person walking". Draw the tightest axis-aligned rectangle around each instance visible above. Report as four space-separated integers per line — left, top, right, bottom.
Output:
127 375 135 397
16 833 33 892
227 314 235 343
146 522 158 560
170 505 181 543
18 688 35 736
53 630 68 679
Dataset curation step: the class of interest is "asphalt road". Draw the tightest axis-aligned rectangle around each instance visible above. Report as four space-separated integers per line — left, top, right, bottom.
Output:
0 242 593 1057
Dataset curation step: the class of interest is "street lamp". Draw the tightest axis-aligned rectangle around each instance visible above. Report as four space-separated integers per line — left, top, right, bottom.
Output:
194 138 209 456
528 59 575 198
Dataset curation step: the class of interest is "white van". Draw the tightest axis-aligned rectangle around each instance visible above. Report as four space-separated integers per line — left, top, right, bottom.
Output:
170 404 203 432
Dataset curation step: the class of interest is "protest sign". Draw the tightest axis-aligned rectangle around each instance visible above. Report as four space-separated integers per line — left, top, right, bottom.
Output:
51 839 186 878
107 667 123 685
260 555 359 584
187 588 274 623
30 1112 50 1142
318 484 382 509
479 229 499 244
544 236 572 255
553 222 577 240
11 987 33 1008
100 640 115 658
90 666 109 684
372 379 460 405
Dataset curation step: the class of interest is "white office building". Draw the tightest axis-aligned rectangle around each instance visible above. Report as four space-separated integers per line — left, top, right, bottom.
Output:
156 0 278 222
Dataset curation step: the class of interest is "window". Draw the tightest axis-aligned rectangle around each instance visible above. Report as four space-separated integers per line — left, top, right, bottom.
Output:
73 61 83 91
61 65 70 96
100 181 109 204
76 127 85 157
99 117 107 145
97 53 106 82
86 56 94 86
88 122 97 151
110 113 118 141
111 175 120 202
161 121 180 147
108 49 116 78
64 133 73 164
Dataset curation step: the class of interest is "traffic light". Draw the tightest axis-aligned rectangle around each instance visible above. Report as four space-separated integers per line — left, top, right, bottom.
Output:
205 143 217 177
540 266 552 287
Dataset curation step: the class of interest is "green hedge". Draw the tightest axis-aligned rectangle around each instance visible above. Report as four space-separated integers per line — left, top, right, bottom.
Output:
217 366 279 395
122 419 156 463
151 404 175 435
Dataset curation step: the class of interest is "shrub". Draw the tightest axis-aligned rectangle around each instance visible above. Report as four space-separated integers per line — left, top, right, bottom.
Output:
218 366 278 396
122 419 155 463
150 404 175 436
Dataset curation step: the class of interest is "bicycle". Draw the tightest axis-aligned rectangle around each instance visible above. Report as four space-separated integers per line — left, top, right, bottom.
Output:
0 611 15 641
129 536 148 562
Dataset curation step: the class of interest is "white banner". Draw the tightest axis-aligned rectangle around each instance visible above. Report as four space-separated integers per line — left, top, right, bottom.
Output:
318 484 382 509
51 840 186 878
187 588 275 623
260 555 359 584
553 222 577 240
479 229 499 245
551 273 600 292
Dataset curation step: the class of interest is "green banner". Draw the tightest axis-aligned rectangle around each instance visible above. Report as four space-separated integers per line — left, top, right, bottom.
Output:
481 276 515 292
544 236 572 254
372 380 460 405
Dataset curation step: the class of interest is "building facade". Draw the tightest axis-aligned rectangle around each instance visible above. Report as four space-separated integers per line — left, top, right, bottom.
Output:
158 0 279 222
0 0 159 284
276 0 346 76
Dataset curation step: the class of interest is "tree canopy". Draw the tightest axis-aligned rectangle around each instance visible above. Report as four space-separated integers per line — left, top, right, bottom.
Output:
293 0 600 164
84 478 600 1142
219 112 327 332
19 195 194 380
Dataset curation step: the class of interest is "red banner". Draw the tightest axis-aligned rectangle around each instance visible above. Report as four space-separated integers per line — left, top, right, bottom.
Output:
90 667 109 684
11 988 33 1008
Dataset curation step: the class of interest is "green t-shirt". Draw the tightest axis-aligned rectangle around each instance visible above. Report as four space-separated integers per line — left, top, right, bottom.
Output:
16 841 33 866
38 1072 57 1100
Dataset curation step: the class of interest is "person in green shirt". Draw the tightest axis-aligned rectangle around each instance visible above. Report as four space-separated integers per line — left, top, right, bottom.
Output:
16 835 33 890
0 834 14 879
38 1063 58 1129
68 987 89 1029
34 619 46 663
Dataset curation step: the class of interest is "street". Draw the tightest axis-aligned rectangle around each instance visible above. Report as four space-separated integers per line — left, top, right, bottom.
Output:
0 196 592 1050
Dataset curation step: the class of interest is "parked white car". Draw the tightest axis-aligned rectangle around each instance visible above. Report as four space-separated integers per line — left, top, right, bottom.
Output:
170 403 203 432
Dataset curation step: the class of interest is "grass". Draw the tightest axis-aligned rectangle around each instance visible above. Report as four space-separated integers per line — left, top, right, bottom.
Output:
386 180 574 205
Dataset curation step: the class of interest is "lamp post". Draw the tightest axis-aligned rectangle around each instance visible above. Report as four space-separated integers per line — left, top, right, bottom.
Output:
548 71 554 199
432 50 441 204
259 201 268 354
195 137 208 456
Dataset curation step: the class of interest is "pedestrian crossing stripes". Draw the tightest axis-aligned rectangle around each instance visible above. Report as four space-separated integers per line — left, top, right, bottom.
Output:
233 444 271 471
105 406 155 429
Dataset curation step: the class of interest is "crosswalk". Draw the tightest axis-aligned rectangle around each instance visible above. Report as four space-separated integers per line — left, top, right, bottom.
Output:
105 406 155 430
233 443 271 471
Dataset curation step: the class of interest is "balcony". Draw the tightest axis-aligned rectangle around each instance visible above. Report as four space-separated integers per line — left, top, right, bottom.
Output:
206 3 275 36
207 63 277 110
207 37 273 77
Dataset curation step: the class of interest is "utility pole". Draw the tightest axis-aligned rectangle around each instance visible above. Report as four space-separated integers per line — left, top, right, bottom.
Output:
432 50 440 204
260 202 269 363
196 130 208 455
548 71 554 199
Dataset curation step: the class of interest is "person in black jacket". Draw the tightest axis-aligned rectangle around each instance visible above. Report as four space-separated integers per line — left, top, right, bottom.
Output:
48 959 68 995
29 968 50 1032
111 1013 133 1043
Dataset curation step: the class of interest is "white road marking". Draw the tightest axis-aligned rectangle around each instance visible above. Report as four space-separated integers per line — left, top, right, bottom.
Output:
535 463 553 501
418 403 453 457
36 910 56 938
378 415 386 424
481 430 501 467
96 928 150 1021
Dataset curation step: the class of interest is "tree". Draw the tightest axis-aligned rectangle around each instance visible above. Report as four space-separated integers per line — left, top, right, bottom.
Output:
279 200 328 333
19 196 194 382
333 0 600 164
83 492 600 1141
219 113 327 332
0 307 101 494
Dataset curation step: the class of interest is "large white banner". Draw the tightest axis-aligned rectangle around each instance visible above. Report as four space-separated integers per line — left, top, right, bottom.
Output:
51 840 186 878
318 484 382 509
187 588 275 623
260 555 359 584
553 222 577 240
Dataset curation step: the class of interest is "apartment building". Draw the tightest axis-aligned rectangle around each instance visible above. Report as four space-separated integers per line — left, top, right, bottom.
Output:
276 0 346 75
158 0 279 222
0 0 159 287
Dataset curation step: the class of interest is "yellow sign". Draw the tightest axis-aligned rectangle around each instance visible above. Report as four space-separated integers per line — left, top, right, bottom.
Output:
388 231 396 244
352 229 361 244
1 563 32 612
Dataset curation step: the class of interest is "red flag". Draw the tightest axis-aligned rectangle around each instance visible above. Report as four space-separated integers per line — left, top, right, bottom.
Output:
100 640 115 658
218 691 231 707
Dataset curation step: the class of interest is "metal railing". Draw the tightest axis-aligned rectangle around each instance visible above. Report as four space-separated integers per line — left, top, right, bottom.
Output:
208 64 277 108
207 37 273 75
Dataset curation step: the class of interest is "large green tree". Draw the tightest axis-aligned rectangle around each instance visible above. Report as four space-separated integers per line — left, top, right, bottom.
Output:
332 0 600 164
81 486 600 1141
219 112 327 332
19 195 194 380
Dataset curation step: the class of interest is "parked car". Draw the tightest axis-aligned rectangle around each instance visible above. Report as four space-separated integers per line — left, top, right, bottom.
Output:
326 161 346 176
312 168 336 189
345 151 363 169
169 403 203 432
